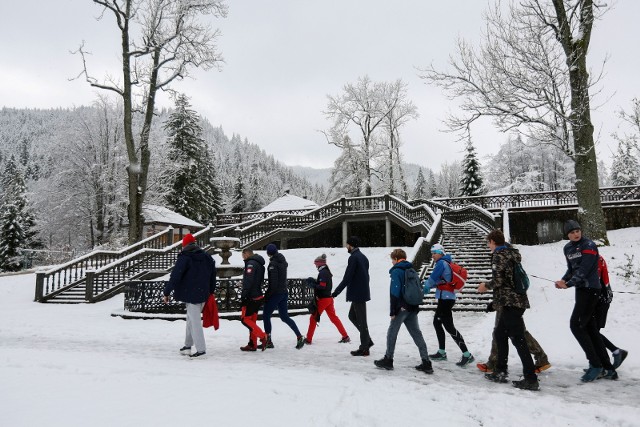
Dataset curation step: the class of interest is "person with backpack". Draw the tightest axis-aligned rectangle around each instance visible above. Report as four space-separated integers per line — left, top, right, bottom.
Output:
374 249 433 374
262 244 306 350
304 254 350 345
593 254 628 373
239 248 268 352
554 220 617 382
477 229 539 390
422 243 474 367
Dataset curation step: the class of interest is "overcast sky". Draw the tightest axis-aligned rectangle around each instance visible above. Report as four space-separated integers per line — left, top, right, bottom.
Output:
1 1 638 170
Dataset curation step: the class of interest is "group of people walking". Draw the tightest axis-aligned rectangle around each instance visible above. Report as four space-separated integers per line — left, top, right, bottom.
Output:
162 221 628 392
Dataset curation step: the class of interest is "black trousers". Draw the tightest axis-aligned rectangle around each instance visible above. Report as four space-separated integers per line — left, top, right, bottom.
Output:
495 306 536 381
570 288 613 369
433 299 468 353
348 302 372 351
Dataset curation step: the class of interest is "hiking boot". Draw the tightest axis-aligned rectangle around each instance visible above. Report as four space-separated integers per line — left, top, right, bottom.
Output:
581 366 603 382
415 359 434 374
179 346 192 355
189 351 206 358
260 337 268 351
534 362 551 373
429 351 447 361
485 371 509 383
613 349 628 369
602 369 619 380
512 378 540 391
266 334 274 349
476 363 494 373
338 336 351 343
456 353 475 367
240 342 257 352
296 336 306 350
351 349 370 356
374 356 394 370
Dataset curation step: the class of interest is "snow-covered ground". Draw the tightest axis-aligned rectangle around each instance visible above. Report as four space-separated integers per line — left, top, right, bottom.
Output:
1 229 640 427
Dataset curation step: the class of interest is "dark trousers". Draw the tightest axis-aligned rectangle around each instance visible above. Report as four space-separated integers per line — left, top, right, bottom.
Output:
263 293 302 337
495 306 537 381
433 299 468 353
570 288 612 369
348 302 372 351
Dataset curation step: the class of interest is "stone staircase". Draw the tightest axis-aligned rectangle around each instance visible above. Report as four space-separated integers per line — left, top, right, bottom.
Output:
420 221 493 312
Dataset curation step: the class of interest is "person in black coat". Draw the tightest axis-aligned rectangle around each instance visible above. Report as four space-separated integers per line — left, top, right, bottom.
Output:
332 236 373 356
163 233 216 358
240 249 268 352
262 244 305 350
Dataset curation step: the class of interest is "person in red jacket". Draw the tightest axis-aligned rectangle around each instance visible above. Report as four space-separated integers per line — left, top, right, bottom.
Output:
304 254 350 345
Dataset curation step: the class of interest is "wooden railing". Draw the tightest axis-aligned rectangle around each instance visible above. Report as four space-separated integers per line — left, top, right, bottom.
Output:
35 226 215 303
34 227 175 302
231 194 438 248
434 185 640 211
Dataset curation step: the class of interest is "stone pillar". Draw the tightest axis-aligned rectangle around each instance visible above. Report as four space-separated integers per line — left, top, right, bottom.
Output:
385 218 392 247
342 221 348 246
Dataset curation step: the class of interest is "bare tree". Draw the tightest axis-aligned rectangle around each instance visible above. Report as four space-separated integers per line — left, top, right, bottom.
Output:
420 0 609 243
75 0 227 243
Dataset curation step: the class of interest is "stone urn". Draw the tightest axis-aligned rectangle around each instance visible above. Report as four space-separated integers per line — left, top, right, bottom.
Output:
210 237 243 278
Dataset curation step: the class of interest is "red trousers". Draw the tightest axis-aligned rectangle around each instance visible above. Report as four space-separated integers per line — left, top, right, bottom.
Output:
306 297 348 342
241 306 266 346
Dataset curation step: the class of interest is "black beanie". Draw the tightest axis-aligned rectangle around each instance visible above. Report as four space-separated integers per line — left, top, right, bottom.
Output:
563 220 581 236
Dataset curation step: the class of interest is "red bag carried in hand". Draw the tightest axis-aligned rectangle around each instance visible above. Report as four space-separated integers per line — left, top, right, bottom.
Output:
203 294 219 330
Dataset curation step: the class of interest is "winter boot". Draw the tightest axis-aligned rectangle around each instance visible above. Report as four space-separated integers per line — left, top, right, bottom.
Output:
581 366 603 382
296 336 306 350
266 334 274 349
485 371 509 383
602 369 619 380
456 352 475 367
179 346 192 355
415 359 434 374
429 350 447 361
612 349 628 369
351 348 370 356
338 336 351 343
304 338 312 345
512 378 540 391
476 363 494 373
374 356 394 370
240 342 257 352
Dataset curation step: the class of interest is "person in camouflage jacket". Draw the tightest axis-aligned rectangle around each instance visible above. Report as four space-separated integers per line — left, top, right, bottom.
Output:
478 229 539 391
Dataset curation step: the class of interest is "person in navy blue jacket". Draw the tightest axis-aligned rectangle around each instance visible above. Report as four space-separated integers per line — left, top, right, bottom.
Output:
332 236 373 356
555 220 616 381
239 248 268 352
374 249 432 373
423 244 474 366
163 233 217 358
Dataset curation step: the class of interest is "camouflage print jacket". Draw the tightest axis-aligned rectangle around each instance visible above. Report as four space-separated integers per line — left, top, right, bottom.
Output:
485 244 530 310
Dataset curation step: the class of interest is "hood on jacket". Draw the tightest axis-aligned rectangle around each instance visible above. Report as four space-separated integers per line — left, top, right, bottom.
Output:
389 259 413 274
246 253 265 266
269 252 288 267
495 243 522 263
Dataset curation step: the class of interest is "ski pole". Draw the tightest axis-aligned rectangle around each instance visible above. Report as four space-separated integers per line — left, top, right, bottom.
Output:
529 274 555 283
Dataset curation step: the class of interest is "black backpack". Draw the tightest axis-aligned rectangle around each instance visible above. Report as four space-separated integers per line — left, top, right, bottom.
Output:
402 268 424 305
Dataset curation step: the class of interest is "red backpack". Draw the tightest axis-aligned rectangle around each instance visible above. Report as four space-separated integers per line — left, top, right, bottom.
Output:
597 255 613 304
437 261 468 292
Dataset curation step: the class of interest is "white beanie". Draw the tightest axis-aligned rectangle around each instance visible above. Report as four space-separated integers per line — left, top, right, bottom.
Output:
431 244 446 255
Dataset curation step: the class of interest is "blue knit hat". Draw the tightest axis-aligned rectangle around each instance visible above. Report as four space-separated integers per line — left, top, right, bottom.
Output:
266 243 278 256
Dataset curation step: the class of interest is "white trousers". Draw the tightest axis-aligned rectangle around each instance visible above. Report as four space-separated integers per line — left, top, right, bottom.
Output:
185 302 206 353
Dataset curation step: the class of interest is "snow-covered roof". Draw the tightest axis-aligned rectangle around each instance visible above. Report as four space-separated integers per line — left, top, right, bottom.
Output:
258 194 320 213
142 204 204 228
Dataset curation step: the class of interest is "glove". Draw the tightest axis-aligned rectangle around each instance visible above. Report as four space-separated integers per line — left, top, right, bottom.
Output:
331 292 337 298
485 302 495 313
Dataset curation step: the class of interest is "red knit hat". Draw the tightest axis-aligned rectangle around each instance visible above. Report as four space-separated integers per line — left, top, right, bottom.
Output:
182 233 196 247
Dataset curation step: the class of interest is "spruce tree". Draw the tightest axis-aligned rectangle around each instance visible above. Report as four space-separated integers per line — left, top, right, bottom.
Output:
231 175 246 213
610 139 640 186
0 203 25 271
1 156 41 250
459 139 484 196
164 94 221 223
413 168 427 199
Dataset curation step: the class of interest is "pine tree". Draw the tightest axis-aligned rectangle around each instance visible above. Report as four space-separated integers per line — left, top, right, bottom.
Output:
459 139 484 196
231 175 246 213
610 138 640 186
1 156 41 250
413 168 427 199
164 94 221 223
0 203 25 271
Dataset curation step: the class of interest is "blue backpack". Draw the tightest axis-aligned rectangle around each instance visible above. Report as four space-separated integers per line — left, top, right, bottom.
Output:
402 268 424 305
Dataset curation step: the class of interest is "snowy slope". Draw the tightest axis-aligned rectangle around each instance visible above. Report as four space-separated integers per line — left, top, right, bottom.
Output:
0 230 639 427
